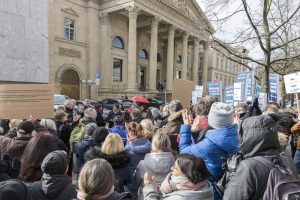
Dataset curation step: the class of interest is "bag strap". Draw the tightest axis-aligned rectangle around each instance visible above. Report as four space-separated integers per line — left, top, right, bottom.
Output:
251 156 274 171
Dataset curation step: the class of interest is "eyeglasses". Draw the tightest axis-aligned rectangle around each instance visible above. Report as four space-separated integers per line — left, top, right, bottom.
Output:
171 164 179 171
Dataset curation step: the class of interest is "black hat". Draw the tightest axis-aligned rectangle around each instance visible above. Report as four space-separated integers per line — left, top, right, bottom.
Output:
0 179 30 200
17 121 34 135
41 150 69 175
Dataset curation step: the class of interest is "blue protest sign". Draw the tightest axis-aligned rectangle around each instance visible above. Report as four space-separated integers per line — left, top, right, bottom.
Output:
96 72 101 79
207 82 222 102
269 74 280 103
236 71 254 102
225 86 234 106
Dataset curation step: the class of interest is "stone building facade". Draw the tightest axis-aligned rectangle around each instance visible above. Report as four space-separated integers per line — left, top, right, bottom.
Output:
206 43 249 90
49 0 214 100
0 0 49 83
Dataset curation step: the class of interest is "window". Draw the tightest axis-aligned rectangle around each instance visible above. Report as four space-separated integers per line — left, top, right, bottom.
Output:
199 53 204 70
113 58 123 81
64 18 75 40
157 54 162 62
112 36 124 49
139 49 148 59
216 57 219 68
176 55 182 64
176 70 182 79
221 59 223 70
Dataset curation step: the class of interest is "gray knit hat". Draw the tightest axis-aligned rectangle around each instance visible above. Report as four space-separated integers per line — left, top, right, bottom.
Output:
84 108 97 119
86 122 98 136
208 102 234 129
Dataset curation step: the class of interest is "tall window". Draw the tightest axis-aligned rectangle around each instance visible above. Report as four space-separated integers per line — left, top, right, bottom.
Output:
139 49 148 59
216 57 219 68
113 58 123 81
199 53 204 70
157 54 162 62
112 36 124 49
176 55 182 64
64 18 75 40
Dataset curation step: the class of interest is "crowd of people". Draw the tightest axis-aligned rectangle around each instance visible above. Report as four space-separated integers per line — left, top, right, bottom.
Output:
0 96 300 200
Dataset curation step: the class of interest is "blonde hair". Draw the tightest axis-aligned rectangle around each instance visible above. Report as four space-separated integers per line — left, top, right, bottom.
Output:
101 134 124 155
152 132 171 152
40 119 57 131
78 159 115 199
140 119 154 139
9 119 22 129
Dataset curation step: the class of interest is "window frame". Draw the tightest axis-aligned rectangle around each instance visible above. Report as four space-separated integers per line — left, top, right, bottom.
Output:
64 17 75 41
113 58 123 82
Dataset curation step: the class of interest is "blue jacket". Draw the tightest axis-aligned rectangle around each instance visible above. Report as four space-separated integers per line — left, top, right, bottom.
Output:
109 126 127 145
179 124 239 180
75 138 93 169
125 138 151 175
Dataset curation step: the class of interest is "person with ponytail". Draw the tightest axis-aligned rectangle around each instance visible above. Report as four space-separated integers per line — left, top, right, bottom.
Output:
76 159 131 200
143 154 214 200
124 122 151 199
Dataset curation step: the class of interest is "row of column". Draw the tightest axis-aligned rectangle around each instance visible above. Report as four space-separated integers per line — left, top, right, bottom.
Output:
100 6 205 92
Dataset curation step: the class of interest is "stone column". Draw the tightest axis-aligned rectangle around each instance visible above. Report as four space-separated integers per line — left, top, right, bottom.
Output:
99 13 112 91
166 25 176 91
149 16 160 91
202 43 209 94
181 32 189 80
126 6 140 91
192 37 200 86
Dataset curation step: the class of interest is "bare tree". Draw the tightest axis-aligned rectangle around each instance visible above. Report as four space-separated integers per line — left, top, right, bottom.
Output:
201 0 300 94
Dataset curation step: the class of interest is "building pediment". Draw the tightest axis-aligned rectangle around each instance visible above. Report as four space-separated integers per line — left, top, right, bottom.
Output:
61 7 79 17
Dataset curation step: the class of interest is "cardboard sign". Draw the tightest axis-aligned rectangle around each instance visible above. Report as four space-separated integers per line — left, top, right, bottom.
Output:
0 84 55 119
172 79 194 109
284 72 300 94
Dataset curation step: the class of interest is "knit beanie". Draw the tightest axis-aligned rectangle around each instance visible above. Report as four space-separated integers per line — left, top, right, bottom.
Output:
41 150 69 175
208 102 234 129
84 108 97 119
0 179 30 200
86 122 98 136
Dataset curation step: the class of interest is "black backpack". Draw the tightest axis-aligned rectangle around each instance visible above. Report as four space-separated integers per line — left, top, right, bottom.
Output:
0 154 21 179
252 156 300 200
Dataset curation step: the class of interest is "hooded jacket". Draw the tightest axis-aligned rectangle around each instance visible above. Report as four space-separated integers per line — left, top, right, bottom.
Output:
156 111 183 151
0 179 30 200
179 124 239 181
223 115 297 200
124 138 151 191
99 151 131 192
0 136 32 159
31 174 76 200
135 152 175 200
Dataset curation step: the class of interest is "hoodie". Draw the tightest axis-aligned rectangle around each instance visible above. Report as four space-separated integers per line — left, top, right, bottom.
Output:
31 174 76 200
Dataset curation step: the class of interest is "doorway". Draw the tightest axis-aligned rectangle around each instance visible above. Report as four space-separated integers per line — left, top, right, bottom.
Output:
61 69 80 99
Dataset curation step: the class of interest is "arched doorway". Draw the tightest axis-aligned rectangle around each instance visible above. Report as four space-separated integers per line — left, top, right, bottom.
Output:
61 69 80 99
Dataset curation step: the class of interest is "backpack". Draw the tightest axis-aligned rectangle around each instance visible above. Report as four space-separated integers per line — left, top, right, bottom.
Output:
0 154 21 179
69 123 86 152
252 156 300 200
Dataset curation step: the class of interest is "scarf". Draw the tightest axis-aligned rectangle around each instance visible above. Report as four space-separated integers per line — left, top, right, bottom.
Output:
160 173 207 194
77 186 114 200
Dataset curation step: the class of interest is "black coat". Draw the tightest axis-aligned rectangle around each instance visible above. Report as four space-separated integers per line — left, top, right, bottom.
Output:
99 152 131 193
31 174 76 200
55 121 72 149
224 115 297 200
96 111 106 127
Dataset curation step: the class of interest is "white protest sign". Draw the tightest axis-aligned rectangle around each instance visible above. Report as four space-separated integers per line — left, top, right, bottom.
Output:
234 82 243 101
284 72 300 94
195 85 203 98
258 93 268 111
192 91 198 105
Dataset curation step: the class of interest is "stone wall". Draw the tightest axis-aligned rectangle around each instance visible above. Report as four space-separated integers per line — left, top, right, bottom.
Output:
0 0 49 83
